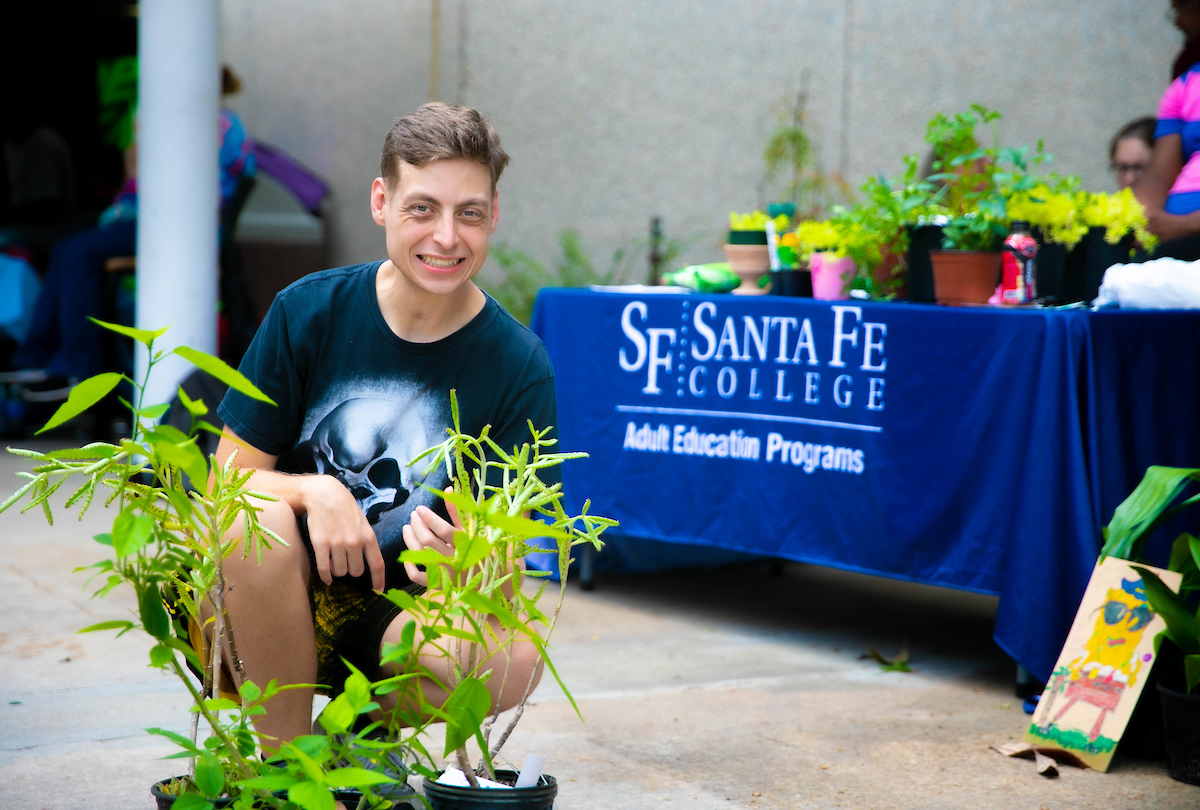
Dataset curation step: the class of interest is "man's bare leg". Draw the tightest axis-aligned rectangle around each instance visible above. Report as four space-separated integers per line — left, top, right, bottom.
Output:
215 497 317 749
374 610 544 724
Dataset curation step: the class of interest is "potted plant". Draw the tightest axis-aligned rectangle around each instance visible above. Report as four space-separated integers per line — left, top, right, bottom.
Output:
761 90 845 223
1004 182 1157 303
920 105 1023 305
2 320 613 809
768 230 812 297
1066 190 1158 302
792 153 939 302
794 220 855 301
1 321 416 809
1100 465 1200 785
372 391 613 807
830 167 938 301
724 210 789 295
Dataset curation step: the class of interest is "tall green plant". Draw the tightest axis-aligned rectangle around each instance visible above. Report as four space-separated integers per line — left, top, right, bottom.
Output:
762 90 847 221
1101 465 1200 694
373 390 613 786
1 321 410 809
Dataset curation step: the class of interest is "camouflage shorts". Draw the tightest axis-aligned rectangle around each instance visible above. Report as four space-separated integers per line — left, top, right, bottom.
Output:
174 520 424 699
310 575 424 696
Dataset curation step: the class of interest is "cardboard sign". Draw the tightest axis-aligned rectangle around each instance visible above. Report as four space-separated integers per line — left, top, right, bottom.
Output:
1025 556 1181 771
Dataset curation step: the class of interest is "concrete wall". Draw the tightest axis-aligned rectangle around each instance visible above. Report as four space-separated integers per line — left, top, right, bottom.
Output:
220 0 1179 284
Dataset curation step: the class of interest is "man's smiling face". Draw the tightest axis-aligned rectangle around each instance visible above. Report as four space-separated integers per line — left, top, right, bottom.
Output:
371 157 498 298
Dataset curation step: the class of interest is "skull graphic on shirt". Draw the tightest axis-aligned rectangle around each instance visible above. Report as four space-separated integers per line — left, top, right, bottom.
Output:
301 397 433 524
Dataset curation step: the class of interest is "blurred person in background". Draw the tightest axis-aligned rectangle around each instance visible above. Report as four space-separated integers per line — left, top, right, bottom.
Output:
1109 118 1155 191
1131 0 1200 250
1173 0 1200 80
0 66 255 401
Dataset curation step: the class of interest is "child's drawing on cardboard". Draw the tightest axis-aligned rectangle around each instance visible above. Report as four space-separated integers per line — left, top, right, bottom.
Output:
1025 556 1181 771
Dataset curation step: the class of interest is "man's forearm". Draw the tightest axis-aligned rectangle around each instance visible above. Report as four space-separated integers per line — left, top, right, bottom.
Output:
216 429 339 517
238 467 328 516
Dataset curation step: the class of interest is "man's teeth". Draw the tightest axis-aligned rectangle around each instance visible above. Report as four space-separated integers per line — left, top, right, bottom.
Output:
422 256 461 268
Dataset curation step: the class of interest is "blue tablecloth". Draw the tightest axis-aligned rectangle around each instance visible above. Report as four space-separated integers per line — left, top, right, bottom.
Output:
530 288 1200 683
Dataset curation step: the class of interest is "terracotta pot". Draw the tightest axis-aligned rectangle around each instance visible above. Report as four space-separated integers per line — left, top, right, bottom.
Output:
930 250 1002 306
722 243 770 295
809 252 855 300
873 246 908 299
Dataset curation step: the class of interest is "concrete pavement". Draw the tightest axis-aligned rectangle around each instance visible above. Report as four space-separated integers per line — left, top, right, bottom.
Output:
1 439 1195 809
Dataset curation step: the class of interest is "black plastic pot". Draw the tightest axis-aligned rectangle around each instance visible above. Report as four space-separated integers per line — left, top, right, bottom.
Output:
423 770 557 810
904 224 944 303
1060 227 1135 304
152 779 237 809
338 783 419 808
1031 228 1067 305
151 778 403 809
727 229 768 245
769 269 812 297
1159 682 1200 785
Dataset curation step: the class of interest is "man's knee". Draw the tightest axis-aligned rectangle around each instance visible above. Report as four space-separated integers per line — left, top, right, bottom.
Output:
224 498 308 582
501 638 544 698
256 497 299 536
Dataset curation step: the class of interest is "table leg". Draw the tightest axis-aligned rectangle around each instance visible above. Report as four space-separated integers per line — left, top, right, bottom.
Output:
579 543 595 591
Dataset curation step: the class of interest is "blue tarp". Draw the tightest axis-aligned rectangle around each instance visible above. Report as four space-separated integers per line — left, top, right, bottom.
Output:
530 288 1200 683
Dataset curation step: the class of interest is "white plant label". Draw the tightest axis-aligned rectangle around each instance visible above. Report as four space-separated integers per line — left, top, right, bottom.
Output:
436 768 512 789
515 753 547 788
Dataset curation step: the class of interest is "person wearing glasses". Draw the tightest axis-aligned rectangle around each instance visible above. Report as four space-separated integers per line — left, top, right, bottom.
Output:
1109 118 1155 191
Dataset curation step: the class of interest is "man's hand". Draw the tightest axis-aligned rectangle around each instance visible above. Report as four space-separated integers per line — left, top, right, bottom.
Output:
302 475 387 591
401 492 463 587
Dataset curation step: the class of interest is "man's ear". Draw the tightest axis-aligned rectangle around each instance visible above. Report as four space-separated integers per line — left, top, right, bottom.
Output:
489 189 500 234
370 177 388 226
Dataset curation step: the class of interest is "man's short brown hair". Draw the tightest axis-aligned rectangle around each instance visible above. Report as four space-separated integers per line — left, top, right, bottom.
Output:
380 102 509 191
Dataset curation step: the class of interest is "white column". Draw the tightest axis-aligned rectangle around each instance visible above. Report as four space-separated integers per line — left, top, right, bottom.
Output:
136 0 220 407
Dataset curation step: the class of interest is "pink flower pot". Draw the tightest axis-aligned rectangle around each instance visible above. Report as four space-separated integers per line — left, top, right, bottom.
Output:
809 253 855 300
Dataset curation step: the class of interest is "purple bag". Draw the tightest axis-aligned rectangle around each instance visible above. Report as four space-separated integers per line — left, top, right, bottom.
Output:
252 142 329 214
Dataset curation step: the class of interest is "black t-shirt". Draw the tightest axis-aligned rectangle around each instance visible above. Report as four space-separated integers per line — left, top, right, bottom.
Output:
217 261 558 587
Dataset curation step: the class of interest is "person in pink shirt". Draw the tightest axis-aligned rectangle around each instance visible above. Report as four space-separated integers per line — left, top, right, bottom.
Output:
1134 2 1200 240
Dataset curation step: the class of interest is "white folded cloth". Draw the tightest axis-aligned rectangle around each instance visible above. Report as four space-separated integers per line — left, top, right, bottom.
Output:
1094 256 1200 309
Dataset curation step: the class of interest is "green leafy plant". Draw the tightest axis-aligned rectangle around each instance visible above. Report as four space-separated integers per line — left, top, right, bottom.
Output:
98 55 138 152
1100 465 1200 694
729 210 790 233
371 390 614 787
762 90 848 221
863 646 912 673
2 319 616 807
0 321 418 809
482 243 550 327
923 105 1044 252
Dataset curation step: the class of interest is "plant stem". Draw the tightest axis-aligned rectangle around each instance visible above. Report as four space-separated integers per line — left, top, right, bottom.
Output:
455 746 479 787
170 658 259 781
221 601 248 686
209 585 225 701
490 574 568 762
